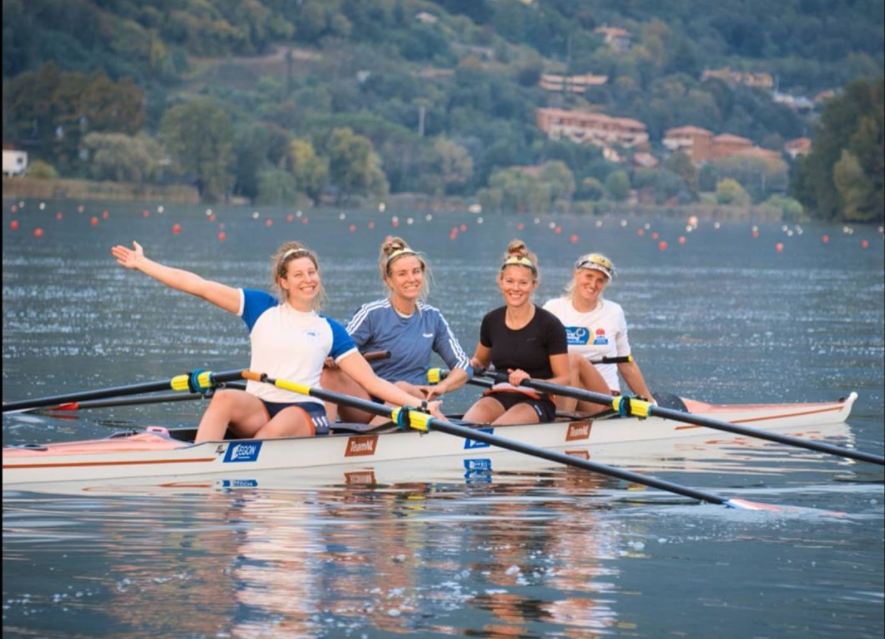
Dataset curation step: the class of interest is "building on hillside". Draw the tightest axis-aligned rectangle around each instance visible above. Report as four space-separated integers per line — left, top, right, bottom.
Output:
731 146 786 164
772 91 815 113
536 108 648 159
784 137 812 159
414 12 438 24
814 90 836 104
594 26 631 52
632 152 659 169
710 133 753 159
702 68 774 89
662 126 714 162
2 144 28 177
663 127 780 164
539 73 608 93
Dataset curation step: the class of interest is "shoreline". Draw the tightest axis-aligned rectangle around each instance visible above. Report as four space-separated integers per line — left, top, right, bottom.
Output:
4 178 787 221
2 177 200 204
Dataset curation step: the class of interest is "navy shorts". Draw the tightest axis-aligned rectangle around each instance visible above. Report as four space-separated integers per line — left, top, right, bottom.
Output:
260 400 331 435
484 390 557 423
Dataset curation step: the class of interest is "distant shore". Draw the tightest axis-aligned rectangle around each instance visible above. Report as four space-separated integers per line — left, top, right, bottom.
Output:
2 178 785 221
2 177 200 203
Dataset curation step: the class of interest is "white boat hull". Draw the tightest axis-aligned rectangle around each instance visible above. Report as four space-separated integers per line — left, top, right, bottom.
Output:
2 393 858 486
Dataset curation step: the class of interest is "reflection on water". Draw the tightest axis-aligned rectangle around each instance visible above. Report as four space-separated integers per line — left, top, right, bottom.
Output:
3 202 884 638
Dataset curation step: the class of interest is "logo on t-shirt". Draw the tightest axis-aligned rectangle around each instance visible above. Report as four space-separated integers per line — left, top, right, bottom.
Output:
592 328 609 346
566 326 590 345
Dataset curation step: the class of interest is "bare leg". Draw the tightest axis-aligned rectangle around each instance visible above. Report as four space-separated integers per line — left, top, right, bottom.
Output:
195 390 268 443
558 353 611 416
493 403 542 425
463 396 506 424
321 366 375 423
365 381 426 427
252 406 316 439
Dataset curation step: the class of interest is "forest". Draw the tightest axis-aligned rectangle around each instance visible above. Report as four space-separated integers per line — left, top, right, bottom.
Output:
2 0 883 221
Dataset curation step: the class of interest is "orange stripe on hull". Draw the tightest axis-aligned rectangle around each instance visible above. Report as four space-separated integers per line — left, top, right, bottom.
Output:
674 403 844 431
3 457 216 470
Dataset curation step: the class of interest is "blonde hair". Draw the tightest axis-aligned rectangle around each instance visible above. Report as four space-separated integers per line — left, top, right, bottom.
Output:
499 239 539 283
271 241 326 310
378 236 431 301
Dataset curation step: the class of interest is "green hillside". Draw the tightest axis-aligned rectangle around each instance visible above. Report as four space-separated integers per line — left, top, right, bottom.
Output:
2 0 883 220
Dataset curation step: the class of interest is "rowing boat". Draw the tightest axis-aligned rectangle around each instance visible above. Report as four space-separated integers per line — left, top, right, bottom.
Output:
2 393 857 487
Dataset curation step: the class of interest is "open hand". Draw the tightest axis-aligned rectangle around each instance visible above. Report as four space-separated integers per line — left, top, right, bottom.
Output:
111 241 144 269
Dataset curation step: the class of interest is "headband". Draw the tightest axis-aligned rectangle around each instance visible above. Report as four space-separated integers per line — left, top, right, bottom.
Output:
500 255 537 272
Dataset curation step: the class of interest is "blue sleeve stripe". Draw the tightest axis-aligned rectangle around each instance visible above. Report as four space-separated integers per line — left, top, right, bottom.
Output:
326 317 357 360
346 299 388 334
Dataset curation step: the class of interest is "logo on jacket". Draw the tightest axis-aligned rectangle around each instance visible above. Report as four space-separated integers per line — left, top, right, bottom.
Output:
566 326 590 345
592 328 609 345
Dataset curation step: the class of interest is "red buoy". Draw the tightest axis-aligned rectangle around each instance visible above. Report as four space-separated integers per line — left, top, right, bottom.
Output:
34 228 44 238
172 223 182 234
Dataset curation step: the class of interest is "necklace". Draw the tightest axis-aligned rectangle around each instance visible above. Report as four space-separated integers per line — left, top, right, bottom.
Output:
390 298 415 317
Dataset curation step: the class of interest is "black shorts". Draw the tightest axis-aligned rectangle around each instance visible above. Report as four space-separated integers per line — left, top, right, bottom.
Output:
483 390 557 423
260 400 330 435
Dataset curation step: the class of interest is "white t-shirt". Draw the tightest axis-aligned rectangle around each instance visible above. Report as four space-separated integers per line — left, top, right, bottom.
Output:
239 289 356 404
542 296 631 392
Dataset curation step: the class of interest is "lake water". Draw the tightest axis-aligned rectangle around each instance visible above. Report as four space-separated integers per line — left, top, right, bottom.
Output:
3 199 884 639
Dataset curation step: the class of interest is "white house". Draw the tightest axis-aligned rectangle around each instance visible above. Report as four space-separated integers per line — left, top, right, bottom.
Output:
3 148 28 177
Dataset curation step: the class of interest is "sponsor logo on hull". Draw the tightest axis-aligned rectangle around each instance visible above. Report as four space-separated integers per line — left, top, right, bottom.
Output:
345 435 378 457
566 421 593 441
345 470 377 484
223 442 262 463
464 428 494 449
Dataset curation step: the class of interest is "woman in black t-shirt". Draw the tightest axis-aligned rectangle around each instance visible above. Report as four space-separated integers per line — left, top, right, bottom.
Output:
464 240 570 425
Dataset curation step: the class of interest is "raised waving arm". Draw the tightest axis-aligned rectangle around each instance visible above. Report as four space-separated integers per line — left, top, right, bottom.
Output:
111 241 240 314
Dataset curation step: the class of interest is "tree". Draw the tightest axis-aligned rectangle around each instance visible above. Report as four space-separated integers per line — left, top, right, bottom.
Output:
605 170 630 201
715 178 751 206
82 132 162 183
289 138 328 201
662 151 699 197
833 150 875 221
159 101 234 201
792 78 884 222
327 127 388 199
257 168 300 205
434 138 473 193
577 177 605 201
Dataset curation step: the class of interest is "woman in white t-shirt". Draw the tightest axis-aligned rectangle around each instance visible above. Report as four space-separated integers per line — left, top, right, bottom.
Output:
543 253 654 415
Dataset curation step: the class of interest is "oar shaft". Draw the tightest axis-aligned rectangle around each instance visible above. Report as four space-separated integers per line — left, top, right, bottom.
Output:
35 383 248 413
245 371 735 506
426 419 730 505
489 374 883 467
2 370 246 413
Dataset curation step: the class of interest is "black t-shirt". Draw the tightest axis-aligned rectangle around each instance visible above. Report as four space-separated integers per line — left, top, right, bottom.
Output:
479 305 568 379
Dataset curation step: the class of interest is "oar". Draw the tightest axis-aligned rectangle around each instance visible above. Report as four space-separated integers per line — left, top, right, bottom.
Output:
1 370 247 414
239 369 795 511
4 351 392 415
33 383 249 414
471 370 884 467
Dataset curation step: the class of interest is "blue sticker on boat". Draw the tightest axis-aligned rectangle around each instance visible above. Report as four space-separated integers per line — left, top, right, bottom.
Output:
223 441 262 463
463 428 493 449
464 458 492 471
220 479 259 488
